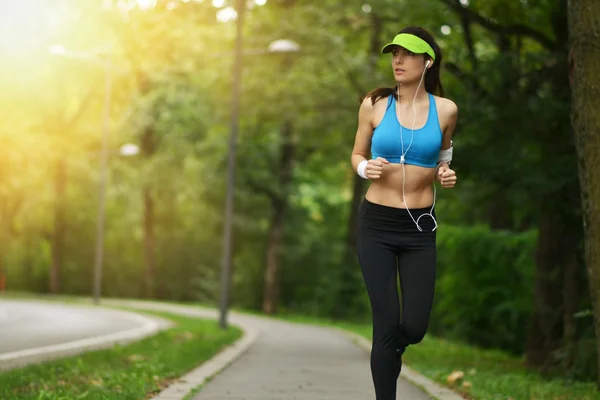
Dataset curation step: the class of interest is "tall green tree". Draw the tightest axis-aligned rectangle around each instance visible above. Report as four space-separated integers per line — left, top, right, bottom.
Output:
568 0 600 387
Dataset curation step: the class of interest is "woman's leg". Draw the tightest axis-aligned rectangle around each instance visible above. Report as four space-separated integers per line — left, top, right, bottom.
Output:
357 226 401 400
397 233 437 351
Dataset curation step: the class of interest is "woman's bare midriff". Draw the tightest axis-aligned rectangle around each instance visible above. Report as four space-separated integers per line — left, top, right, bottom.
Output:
365 163 437 209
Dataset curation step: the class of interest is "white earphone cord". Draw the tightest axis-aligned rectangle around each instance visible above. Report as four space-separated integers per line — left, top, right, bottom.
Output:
397 64 438 232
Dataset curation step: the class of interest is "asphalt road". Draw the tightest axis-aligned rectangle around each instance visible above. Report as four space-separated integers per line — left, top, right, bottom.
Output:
0 299 147 355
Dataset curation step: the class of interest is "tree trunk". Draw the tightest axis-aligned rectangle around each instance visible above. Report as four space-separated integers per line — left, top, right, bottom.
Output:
141 125 156 299
345 173 366 258
0 252 5 292
567 0 600 387
333 14 383 319
50 158 66 294
525 209 565 370
262 204 286 315
333 172 367 319
563 250 579 369
344 13 382 258
143 186 155 298
262 120 295 315
487 193 513 230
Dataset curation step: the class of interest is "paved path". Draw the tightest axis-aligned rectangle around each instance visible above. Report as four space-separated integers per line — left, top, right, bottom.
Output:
0 298 164 371
103 300 434 400
192 314 431 400
0 299 143 353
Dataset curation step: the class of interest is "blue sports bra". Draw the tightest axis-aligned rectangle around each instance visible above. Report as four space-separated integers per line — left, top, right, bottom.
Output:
371 93 443 168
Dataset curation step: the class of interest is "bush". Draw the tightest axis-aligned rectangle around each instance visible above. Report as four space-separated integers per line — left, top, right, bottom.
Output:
431 225 537 355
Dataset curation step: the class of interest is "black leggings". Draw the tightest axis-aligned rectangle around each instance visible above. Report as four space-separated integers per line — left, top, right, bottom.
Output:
357 198 437 400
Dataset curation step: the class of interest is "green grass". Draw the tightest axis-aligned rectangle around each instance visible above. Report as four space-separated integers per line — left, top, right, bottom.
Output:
267 313 600 400
400 335 600 400
0 309 242 400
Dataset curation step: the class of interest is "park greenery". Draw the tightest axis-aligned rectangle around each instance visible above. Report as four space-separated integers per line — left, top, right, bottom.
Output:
1 0 599 396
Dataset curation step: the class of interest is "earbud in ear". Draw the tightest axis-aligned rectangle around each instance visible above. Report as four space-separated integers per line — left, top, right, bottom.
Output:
425 60 431 68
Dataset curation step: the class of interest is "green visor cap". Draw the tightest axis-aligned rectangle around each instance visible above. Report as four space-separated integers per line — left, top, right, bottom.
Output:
381 33 436 61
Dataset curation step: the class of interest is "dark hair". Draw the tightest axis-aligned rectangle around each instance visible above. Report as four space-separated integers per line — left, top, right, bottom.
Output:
364 26 444 104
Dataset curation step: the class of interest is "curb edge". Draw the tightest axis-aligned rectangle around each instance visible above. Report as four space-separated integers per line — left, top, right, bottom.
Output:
0 303 166 372
339 328 465 400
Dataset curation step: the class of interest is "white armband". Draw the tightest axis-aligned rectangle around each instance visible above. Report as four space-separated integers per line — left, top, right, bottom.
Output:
357 159 368 179
438 140 453 164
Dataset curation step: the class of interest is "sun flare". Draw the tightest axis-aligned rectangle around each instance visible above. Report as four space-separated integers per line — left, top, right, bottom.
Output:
0 0 63 57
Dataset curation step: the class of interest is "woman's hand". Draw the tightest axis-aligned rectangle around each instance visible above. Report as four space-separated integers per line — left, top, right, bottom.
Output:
436 164 457 188
365 157 389 179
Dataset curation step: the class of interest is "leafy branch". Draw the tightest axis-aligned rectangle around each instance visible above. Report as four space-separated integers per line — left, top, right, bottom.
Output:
440 0 556 50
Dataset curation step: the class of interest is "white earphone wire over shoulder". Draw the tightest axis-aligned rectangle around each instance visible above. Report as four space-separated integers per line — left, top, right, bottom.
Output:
397 57 438 232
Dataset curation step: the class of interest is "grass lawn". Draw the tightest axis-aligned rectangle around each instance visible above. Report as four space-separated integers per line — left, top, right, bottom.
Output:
0 309 242 400
271 313 600 400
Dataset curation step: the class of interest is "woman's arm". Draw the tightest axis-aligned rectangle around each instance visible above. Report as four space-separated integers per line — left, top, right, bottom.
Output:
351 97 375 173
441 98 458 150
436 98 458 187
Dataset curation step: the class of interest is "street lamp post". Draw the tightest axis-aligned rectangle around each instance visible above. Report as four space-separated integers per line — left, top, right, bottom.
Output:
217 20 300 327
92 54 112 305
49 46 138 305
219 0 245 330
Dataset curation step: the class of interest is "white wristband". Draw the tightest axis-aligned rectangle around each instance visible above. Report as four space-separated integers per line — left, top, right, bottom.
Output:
438 140 453 164
357 159 368 179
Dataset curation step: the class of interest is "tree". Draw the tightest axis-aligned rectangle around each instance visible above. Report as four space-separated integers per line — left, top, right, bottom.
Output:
434 0 585 371
567 0 600 387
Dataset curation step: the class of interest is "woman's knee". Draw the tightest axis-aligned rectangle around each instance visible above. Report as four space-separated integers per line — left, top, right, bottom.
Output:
373 319 400 348
402 323 428 345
